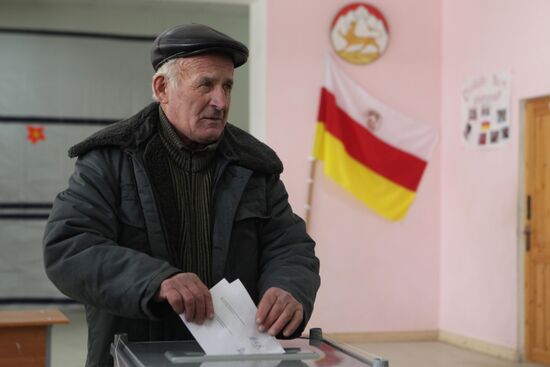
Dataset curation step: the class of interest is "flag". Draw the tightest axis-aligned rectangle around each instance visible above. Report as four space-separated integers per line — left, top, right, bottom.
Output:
313 56 438 221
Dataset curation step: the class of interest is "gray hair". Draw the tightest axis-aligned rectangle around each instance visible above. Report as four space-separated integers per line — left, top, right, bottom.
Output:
151 58 185 101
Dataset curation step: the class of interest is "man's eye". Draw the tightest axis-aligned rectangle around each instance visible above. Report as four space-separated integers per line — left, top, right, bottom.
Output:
224 84 233 92
199 81 213 89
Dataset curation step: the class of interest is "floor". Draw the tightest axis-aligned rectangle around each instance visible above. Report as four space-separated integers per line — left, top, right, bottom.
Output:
50 306 87 366
49 306 544 367
346 342 543 367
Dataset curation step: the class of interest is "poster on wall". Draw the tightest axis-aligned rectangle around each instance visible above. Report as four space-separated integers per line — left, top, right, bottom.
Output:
462 72 512 149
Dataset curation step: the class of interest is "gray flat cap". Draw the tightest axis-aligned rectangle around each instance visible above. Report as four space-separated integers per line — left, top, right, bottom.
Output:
151 23 249 71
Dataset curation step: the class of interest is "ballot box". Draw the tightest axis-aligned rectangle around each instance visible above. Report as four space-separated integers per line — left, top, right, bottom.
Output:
110 329 389 367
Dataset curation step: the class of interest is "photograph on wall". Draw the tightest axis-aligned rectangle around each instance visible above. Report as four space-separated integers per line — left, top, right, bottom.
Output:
461 72 511 149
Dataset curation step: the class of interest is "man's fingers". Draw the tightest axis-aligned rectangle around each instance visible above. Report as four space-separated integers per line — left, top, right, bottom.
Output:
205 292 214 319
191 293 214 324
180 286 196 322
282 309 303 337
194 294 206 324
266 301 302 336
156 273 214 323
165 288 184 314
182 282 205 323
186 281 212 323
256 289 277 325
262 297 289 332
256 287 303 337
266 305 292 336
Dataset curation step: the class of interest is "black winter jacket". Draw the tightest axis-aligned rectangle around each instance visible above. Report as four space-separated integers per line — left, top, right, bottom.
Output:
43 103 320 367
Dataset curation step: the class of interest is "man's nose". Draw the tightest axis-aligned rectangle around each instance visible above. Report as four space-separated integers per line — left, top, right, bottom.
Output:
210 86 230 110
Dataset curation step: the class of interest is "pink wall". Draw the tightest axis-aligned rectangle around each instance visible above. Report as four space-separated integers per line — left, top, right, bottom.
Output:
266 0 442 333
264 0 550 349
441 0 550 349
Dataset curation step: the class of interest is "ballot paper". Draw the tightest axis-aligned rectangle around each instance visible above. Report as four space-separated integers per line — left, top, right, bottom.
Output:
180 278 285 355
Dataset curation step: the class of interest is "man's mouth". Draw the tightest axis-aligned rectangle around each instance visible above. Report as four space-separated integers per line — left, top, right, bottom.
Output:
202 116 223 123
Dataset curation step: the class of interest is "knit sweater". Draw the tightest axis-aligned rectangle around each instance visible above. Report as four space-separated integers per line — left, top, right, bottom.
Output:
157 107 219 286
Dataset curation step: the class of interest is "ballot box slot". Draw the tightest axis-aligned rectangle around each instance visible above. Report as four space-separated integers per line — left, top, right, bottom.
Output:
164 347 322 363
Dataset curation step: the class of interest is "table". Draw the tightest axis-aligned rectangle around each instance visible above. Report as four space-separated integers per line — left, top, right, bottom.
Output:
0 308 69 367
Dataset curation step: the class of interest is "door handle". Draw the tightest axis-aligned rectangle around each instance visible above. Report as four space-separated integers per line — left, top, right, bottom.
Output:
524 225 532 252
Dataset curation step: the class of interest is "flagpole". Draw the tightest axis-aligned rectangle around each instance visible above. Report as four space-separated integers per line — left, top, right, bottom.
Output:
305 155 317 231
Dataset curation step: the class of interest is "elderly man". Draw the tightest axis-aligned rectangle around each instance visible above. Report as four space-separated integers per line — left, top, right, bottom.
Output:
43 24 320 367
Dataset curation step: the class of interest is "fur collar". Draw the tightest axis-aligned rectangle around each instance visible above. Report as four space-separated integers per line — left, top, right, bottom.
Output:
68 103 283 175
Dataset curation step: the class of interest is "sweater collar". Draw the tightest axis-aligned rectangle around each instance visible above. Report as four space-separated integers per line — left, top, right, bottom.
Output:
158 106 219 172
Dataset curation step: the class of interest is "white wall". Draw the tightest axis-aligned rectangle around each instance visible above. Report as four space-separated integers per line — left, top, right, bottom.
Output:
0 2 250 130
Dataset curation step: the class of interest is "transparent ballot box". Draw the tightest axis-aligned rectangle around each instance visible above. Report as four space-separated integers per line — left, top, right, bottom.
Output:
110 329 389 367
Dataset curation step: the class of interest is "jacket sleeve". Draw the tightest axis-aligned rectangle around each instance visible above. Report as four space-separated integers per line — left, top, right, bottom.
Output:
43 149 180 319
257 174 321 338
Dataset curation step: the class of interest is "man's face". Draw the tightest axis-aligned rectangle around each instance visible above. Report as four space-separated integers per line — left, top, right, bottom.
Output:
161 54 234 144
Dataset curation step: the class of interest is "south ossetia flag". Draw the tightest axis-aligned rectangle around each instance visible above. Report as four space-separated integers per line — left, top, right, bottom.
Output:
313 56 438 221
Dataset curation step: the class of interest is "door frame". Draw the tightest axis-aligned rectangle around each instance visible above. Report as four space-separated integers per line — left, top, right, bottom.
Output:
248 0 268 141
518 97 527 361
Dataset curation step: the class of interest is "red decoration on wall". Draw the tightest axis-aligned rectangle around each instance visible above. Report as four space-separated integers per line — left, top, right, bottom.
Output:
27 125 46 144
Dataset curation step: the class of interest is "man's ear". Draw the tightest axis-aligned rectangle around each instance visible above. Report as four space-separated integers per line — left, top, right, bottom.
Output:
153 75 169 103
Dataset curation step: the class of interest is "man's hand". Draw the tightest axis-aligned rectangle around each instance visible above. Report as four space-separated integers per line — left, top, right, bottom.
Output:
256 287 303 337
155 273 213 324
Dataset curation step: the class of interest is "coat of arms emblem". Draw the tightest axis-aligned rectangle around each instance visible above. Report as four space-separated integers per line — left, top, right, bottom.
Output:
330 3 389 65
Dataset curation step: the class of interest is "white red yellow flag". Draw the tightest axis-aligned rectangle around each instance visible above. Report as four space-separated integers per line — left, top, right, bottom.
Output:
313 56 438 220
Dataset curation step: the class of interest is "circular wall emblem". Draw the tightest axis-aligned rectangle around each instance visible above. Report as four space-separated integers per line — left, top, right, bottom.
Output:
330 3 389 65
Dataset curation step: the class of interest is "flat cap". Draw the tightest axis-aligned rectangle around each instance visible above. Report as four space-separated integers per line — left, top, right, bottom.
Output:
151 23 249 71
